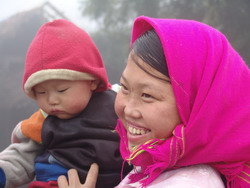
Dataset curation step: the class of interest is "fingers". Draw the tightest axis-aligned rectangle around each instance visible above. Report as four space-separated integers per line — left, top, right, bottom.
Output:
57 164 99 188
58 175 69 188
68 169 81 186
84 163 99 187
58 169 81 188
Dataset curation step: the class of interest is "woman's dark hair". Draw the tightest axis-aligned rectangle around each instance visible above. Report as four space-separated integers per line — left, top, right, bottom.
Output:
131 29 169 79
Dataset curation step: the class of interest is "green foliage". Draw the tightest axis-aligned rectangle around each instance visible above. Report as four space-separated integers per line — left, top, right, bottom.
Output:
81 0 161 30
79 0 250 83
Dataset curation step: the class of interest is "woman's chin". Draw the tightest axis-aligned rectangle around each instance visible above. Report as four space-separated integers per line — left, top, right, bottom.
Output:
128 142 137 152
128 139 149 152
127 132 152 151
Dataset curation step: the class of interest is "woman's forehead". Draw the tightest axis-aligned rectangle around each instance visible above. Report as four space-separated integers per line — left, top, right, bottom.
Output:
128 52 170 81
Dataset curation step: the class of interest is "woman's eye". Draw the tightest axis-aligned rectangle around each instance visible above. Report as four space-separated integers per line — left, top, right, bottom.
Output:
119 83 129 94
142 93 152 98
58 88 68 93
142 93 155 102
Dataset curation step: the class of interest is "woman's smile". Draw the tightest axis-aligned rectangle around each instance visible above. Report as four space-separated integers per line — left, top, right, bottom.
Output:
125 121 151 146
127 126 149 136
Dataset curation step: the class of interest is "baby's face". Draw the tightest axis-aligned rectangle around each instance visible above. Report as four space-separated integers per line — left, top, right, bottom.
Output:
33 79 98 119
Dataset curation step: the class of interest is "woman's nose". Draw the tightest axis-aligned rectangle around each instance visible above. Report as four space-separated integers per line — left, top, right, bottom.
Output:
124 100 141 119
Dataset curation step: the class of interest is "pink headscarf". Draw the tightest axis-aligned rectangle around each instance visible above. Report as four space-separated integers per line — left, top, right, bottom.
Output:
116 16 250 187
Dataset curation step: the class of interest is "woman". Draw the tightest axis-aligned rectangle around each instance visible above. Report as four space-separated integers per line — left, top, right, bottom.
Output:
58 16 250 188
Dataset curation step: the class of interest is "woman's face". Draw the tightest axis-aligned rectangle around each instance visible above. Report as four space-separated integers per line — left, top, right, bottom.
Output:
115 54 182 151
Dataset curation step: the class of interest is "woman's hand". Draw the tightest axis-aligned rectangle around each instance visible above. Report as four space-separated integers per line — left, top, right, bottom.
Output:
58 163 99 188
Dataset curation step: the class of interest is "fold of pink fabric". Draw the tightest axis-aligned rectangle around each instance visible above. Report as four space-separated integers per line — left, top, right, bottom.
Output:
120 16 250 187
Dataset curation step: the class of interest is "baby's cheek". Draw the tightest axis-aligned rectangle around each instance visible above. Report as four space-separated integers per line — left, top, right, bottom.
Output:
65 100 83 113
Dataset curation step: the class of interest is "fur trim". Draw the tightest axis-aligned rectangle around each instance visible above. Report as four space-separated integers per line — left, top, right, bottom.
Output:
24 69 97 98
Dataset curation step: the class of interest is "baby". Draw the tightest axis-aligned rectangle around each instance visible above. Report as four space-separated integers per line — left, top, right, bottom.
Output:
0 19 130 188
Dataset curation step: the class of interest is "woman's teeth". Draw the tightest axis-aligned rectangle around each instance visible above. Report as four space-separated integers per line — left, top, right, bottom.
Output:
128 126 149 135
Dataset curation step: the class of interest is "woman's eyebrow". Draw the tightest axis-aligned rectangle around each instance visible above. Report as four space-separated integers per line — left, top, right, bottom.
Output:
121 74 161 91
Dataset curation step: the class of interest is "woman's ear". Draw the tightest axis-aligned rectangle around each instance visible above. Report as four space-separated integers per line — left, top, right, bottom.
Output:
90 80 100 91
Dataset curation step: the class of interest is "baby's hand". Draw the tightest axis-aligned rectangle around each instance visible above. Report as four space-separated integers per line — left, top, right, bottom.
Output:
58 163 99 188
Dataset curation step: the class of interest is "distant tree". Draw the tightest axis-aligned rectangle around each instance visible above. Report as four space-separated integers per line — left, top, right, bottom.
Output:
80 0 249 83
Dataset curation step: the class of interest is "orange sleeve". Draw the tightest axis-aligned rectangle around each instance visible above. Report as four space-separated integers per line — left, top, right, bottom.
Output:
21 110 46 143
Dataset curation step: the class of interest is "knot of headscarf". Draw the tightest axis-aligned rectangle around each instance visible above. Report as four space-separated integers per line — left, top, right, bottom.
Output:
116 120 185 187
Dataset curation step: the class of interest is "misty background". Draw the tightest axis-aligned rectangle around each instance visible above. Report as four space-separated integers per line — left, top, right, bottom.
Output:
0 0 249 152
